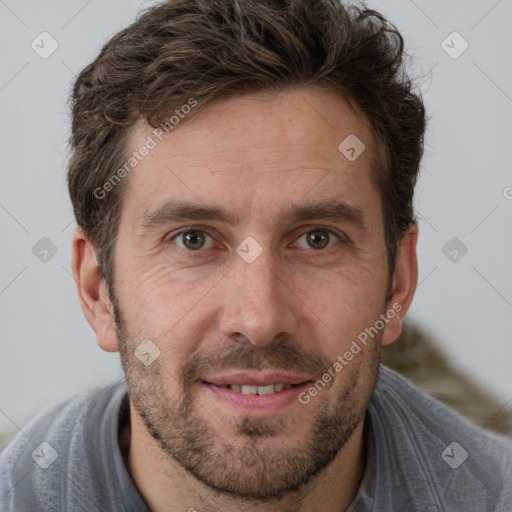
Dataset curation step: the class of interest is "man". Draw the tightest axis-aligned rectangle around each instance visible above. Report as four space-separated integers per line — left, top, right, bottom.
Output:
1 0 511 510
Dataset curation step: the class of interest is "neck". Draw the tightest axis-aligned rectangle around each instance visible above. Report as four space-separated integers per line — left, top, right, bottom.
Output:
120 405 366 512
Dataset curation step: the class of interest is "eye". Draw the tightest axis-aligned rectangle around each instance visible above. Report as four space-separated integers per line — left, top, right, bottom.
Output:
171 229 215 251
294 228 341 251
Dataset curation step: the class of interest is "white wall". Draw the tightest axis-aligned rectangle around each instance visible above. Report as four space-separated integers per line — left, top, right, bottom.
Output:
1 0 511 440
365 0 512 404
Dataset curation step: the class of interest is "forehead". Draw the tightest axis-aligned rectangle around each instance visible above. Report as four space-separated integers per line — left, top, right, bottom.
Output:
121 87 377 223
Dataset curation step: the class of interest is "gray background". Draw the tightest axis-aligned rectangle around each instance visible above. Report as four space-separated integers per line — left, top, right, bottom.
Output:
1 0 511 441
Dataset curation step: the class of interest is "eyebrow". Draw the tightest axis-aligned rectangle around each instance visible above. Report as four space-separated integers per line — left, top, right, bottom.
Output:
139 198 366 233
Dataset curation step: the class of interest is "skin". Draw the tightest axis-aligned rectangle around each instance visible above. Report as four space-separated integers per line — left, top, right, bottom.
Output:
72 86 418 512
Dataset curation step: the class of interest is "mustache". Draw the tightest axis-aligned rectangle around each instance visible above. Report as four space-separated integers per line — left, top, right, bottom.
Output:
181 339 331 387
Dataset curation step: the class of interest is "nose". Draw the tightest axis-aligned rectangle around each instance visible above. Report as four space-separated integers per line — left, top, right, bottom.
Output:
218 249 299 347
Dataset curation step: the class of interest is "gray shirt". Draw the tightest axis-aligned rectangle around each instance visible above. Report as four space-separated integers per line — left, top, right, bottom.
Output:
1 365 511 511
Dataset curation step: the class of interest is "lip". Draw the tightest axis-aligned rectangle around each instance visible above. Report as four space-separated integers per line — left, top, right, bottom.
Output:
200 371 313 416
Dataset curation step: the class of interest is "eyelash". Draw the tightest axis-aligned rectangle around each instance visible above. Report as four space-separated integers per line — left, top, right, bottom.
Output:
166 226 345 257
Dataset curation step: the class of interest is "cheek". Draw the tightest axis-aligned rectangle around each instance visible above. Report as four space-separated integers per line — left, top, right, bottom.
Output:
294 266 387 356
117 264 218 361
300 260 386 309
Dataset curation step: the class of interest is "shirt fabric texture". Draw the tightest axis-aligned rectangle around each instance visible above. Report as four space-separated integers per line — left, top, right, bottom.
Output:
1 365 511 511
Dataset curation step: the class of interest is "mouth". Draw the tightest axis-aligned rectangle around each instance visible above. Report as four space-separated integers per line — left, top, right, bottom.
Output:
200 371 314 416
215 383 298 394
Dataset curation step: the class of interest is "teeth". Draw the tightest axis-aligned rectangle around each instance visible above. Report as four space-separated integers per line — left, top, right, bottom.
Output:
228 384 293 394
258 384 275 395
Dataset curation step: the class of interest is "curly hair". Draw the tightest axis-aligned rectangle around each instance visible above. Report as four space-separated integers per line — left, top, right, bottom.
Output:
68 0 426 287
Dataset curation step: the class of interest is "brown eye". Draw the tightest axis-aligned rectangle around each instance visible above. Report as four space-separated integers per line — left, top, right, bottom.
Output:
307 230 329 249
295 229 340 251
172 230 214 251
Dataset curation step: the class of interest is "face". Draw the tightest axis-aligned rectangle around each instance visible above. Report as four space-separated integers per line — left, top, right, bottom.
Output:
106 87 397 499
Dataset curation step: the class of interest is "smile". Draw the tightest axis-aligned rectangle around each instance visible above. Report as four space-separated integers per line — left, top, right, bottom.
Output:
200 373 314 416
221 383 295 394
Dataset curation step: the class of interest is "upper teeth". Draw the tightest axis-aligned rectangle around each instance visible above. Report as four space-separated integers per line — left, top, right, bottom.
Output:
229 384 292 394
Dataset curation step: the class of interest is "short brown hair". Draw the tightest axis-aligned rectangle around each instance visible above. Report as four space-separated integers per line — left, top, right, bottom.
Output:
68 0 426 287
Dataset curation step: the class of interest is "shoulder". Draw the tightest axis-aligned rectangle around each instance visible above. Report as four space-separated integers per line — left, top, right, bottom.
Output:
0 380 127 512
370 365 512 509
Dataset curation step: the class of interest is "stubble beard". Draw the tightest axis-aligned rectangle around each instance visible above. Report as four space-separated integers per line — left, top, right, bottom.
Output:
112 295 381 501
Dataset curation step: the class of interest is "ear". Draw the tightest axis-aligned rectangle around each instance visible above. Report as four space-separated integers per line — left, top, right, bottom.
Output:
381 223 418 346
71 228 119 352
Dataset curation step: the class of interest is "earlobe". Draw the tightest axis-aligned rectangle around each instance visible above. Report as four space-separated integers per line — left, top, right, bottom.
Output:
71 228 119 352
381 224 419 346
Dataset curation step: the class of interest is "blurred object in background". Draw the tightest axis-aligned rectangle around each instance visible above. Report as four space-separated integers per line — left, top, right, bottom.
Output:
382 323 511 435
